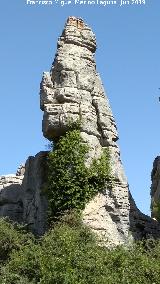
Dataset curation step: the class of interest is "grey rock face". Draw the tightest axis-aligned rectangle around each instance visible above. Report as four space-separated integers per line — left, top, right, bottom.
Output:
129 192 160 240
0 175 24 223
22 151 48 235
0 152 48 235
150 156 160 220
40 16 160 245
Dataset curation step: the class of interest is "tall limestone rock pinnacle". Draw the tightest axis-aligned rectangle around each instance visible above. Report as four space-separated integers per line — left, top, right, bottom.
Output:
40 16 160 245
40 16 130 245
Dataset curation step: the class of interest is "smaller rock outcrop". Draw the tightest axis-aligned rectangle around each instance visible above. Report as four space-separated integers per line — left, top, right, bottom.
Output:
151 156 160 220
22 151 48 235
0 152 48 235
0 174 24 223
16 164 25 176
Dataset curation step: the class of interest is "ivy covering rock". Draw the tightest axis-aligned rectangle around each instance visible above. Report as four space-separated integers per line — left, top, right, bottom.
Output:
45 122 112 220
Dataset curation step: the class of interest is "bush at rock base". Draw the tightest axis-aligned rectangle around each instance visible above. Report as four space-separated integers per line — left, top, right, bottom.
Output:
1 215 160 284
0 218 34 264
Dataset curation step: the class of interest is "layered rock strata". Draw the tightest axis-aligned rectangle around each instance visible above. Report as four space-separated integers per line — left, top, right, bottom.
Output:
0 152 48 235
0 174 24 223
0 17 160 245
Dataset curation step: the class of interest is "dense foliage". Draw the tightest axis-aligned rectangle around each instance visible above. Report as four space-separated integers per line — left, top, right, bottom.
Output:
46 126 112 219
0 218 33 264
151 200 160 221
1 216 160 284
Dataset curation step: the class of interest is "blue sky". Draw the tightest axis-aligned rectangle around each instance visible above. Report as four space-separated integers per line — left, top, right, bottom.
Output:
0 0 160 215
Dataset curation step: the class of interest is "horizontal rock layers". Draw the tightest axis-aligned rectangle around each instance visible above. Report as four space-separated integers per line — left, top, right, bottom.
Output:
0 16 160 245
0 174 24 223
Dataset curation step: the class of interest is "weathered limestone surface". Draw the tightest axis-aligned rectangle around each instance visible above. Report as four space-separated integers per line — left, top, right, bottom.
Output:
150 156 160 219
0 17 160 244
0 152 48 235
0 175 24 223
22 151 48 235
129 192 160 240
40 16 160 245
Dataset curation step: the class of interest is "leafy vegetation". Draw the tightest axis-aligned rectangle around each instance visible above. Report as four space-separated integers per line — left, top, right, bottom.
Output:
151 200 160 221
1 215 160 284
0 218 34 264
45 124 112 220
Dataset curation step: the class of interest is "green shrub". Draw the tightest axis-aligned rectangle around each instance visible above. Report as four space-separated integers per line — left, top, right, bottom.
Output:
1 214 160 284
0 218 34 264
151 200 160 221
46 127 112 220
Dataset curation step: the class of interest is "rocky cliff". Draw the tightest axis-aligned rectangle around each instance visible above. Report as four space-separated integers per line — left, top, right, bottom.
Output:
0 152 48 235
150 156 160 221
1 16 160 245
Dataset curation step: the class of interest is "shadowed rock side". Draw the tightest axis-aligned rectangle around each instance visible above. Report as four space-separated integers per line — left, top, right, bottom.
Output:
150 156 160 220
0 175 24 223
40 16 160 245
0 152 48 235
0 17 160 245
22 152 48 235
